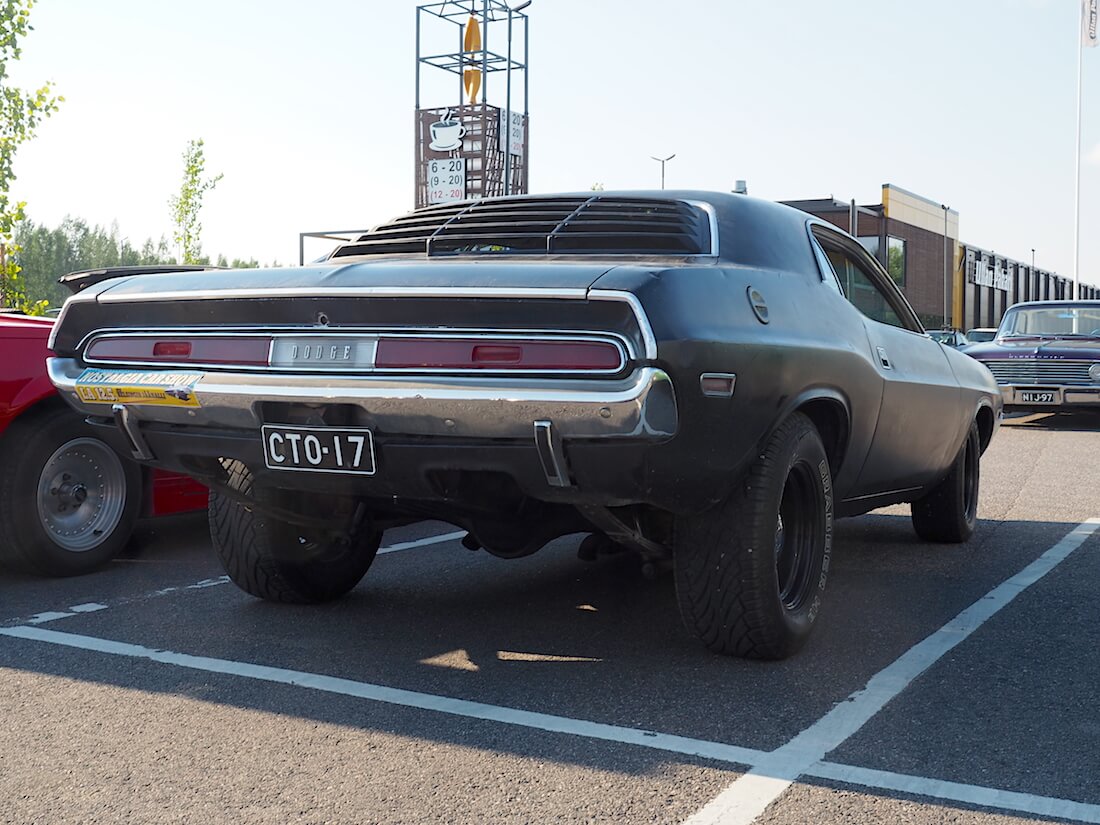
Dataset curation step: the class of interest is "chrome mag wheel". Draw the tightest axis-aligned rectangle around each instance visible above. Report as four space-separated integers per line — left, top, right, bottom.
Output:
36 437 128 553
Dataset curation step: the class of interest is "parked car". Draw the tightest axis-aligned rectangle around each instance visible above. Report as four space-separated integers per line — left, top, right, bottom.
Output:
0 310 206 577
46 192 1001 658
965 327 997 344
963 300 1100 412
927 329 970 348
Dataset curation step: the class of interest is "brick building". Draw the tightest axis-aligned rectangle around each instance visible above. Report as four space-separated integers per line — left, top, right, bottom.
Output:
784 184 1098 332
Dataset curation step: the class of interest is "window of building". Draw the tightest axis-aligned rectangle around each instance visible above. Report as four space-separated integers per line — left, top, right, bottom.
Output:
886 236 906 287
857 236 879 257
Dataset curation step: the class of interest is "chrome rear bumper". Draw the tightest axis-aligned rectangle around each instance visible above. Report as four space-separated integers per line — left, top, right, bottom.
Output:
48 358 678 441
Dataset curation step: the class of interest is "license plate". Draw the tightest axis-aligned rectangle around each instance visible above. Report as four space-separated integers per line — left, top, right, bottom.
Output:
1019 391 1057 404
261 425 376 475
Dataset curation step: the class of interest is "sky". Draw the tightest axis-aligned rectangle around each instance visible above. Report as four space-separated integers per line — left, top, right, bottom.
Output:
6 0 1100 286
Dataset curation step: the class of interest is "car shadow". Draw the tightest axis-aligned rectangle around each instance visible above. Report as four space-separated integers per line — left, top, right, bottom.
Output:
1002 410 1100 431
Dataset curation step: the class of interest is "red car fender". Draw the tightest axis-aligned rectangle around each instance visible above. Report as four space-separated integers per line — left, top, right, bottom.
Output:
0 313 206 517
1 372 58 433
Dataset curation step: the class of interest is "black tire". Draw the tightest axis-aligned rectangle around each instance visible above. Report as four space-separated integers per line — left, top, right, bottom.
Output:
673 412 833 659
208 460 380 603
0 403 141 576
911 420 980 543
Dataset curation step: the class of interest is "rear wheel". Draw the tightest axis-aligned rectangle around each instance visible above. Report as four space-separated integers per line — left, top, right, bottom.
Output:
673 413 833 659
208 460 380 603
911 420 980 543
0 404 141 576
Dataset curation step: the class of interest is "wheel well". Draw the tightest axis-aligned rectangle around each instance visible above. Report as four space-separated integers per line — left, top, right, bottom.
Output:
975 405 995 453
0 395 68 444
796 399 848 477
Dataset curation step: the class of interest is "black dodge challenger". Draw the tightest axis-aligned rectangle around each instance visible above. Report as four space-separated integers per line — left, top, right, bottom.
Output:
47 192 1002 659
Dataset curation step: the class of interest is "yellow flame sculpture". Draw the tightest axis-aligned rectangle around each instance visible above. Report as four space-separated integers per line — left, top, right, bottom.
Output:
463 15 482 104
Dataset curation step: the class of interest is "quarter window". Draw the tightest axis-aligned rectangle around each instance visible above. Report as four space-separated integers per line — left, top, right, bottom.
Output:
818 244 906 329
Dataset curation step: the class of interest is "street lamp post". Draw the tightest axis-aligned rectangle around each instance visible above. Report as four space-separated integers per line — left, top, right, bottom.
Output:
941 204 950 328
650 154 675 190
504 0 531 196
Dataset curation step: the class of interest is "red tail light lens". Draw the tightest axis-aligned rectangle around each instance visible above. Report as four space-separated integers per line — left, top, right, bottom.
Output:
374 337 623 371
472 345 522 364
86 336 272 367
152 341 192 357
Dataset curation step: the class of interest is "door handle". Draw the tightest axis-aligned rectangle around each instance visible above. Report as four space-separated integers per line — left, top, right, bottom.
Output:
876 346 892 370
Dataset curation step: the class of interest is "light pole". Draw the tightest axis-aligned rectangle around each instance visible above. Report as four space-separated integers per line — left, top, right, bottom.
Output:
504 0 531 196
941 204 950 328
650 154 675 190
1031 248 1036 303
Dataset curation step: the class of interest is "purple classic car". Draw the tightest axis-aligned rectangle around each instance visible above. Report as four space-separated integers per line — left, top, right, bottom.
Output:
965 301 1100 412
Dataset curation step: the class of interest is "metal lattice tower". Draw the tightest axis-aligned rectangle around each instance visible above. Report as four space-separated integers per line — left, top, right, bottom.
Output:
414 1 530 208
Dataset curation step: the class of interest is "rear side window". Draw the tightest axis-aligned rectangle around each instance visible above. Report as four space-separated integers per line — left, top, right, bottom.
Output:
823 247 905 328
811 225 918 331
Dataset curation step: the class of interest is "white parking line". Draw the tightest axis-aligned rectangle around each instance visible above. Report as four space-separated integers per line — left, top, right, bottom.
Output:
2 622 1099 824
807 761 1100 824
1 530 466 629
378 530 467 555
3 522 1098 823
681 517 1100 825
26 603 108 625
0 624 766 769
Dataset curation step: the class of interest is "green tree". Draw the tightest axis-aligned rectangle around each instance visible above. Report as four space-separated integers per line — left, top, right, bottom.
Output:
13 216 175 307
215 253 259 269
0 0 62 314
168 138 222 264
887 244 905 287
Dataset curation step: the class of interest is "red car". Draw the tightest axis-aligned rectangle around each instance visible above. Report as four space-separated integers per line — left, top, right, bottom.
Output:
0 310 206 576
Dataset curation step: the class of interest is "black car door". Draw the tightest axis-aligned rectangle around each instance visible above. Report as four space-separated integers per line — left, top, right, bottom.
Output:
812 226 962 497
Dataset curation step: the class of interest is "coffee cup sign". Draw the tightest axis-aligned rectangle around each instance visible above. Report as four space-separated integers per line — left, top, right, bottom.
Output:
429 109 466 152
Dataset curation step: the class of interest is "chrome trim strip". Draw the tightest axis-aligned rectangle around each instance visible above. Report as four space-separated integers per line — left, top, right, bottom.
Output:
80 328 632 375
683 199 721 258
586 289 658 360
95 286 592 304
74 286 658 363
842 486 923 503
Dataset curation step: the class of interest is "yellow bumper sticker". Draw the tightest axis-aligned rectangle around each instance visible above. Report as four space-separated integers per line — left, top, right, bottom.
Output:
74 369 204 408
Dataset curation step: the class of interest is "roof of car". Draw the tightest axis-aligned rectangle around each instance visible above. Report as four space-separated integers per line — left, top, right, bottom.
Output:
1007 300 1100 309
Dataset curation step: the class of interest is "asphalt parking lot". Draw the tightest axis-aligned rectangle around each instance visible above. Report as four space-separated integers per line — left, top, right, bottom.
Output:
2 412 1100 825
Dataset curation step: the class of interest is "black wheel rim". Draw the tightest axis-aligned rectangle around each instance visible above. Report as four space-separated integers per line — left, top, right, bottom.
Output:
774 461 826 611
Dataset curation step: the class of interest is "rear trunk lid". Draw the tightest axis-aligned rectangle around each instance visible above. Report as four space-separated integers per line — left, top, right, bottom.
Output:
50 261 653 364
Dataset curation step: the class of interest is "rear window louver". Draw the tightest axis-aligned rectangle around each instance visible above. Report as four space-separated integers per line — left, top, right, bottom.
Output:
331 196 714 259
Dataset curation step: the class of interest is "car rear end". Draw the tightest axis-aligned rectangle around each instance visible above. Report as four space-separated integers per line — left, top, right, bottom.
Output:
46 196 722 526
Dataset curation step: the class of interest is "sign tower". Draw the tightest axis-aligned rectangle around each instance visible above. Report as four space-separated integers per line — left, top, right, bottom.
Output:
414 1 530 208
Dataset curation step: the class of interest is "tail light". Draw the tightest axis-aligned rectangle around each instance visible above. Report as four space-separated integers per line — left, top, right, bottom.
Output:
374 337 624 371
84 333 626 373
85 335 271 367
